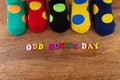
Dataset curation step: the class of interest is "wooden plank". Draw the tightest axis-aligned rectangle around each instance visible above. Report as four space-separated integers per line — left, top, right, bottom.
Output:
113 0 120 8
0 0 120 80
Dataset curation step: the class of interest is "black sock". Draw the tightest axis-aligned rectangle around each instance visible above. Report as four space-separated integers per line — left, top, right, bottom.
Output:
49 0 70 33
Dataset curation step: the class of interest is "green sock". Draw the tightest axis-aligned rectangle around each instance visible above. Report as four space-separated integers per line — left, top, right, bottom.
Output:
6 0 27 36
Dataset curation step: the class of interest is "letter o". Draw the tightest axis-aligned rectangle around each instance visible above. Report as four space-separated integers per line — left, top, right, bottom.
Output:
26 44 32 51
54 43 60 49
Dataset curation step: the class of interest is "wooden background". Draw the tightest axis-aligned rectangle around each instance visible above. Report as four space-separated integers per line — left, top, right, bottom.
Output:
0 0 120 80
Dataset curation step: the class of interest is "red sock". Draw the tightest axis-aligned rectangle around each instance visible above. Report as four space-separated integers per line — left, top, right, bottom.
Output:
28 0 48 32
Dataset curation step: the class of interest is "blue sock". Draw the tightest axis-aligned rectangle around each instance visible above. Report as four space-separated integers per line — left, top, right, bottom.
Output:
92 0 116 36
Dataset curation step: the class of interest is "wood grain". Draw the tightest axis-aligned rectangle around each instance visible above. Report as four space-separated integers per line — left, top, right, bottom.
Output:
0 0 120 80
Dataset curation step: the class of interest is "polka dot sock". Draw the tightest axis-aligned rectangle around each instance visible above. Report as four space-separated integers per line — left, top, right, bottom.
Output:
49 0 70 33
6 0 27 36
28 0 48 32
92 0 116 36
71 0 91 34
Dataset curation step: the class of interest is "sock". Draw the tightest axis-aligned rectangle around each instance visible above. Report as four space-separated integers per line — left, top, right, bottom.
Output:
92 0 116 36
28 0 48 32
6 0 27 36
71 0 91 34
49 0 70 33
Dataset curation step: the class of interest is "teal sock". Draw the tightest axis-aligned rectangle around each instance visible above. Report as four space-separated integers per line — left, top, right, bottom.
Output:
6 0 27 36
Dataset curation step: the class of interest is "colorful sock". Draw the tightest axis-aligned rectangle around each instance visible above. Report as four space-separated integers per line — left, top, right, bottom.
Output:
71 0 91 34
49 0 70 33
6 0 27 36
92 0 116 36
28 0 48 32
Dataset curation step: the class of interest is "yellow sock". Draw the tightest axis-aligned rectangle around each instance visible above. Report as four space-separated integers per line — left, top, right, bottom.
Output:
71 0 91 34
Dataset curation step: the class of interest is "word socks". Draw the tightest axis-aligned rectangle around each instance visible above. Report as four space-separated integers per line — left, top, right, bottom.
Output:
71 0 91 34
49 0 70 33
92 0 116 36
6 0 27 36
28 0 48 32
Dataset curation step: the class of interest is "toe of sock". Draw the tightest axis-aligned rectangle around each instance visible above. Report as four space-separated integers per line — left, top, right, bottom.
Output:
51 26 68 33
96 29 114 36
29 23 47 33
7 26 26 36
95 24 115 36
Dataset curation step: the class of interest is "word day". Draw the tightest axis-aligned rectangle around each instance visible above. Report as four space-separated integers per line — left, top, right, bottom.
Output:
26 42 99 51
